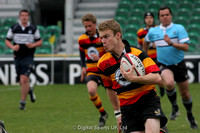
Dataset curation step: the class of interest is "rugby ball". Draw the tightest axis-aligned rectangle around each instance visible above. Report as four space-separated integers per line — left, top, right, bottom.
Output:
120 53 145 76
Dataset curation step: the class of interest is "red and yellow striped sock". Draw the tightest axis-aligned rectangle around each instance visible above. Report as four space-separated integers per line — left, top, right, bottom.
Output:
90 94 106 115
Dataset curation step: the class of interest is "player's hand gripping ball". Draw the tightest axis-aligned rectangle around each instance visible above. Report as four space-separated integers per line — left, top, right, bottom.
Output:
120 53 145 76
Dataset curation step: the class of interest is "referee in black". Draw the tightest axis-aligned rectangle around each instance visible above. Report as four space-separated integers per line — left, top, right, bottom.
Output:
5 9 42 110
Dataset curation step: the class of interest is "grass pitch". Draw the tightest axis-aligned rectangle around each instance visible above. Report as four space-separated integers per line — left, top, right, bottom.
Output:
0 83 199 133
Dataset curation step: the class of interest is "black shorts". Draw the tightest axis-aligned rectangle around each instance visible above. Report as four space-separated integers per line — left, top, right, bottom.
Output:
159 60 188 82
121 90 168 132
14 56 35 81
86 74 103 86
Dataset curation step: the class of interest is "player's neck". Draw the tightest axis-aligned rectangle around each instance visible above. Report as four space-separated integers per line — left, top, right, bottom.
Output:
112 41 125 58
21 22 28 27
146 24 154 29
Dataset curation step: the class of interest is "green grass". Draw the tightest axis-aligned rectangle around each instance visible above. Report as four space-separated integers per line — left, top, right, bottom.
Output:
0 83 200 133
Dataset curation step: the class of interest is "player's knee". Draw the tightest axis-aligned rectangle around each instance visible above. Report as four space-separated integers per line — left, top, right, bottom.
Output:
88 87 97 96
20 75 29 85
180 92 190 100
165 81 174 90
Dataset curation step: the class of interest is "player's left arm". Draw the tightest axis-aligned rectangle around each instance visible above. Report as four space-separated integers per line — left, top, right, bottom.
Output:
164 34 189 51
26 39 42 48
120 65 161 85
26 28 42 48
164 25 189 51
143 40 150 52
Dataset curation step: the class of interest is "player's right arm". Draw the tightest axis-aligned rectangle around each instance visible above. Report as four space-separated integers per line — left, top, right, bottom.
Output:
78 35 87 82
79 49 86 82
5 39 19 51
5 28 20 51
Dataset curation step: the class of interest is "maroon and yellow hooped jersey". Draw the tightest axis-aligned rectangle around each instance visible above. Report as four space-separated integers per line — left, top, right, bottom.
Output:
137 27 157 59
78 32 106 76
97 40 160 107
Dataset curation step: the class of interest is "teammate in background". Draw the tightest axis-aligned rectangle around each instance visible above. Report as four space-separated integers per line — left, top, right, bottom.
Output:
5 9 42 110
78 14 108 127
137 11 165 97
144 6 198 129
97 19 167 133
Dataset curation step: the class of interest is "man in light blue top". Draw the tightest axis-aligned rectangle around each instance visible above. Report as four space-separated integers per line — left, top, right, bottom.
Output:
144 6 198 129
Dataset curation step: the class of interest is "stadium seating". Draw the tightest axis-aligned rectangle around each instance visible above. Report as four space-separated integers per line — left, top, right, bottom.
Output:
194 1 200 9
182 0 196 3
189 32 199 41
2 17 17 27
4 48 13 55
35 48 51 54
174 16 188 28
187 26 200 36
114 16 127 32
127 17 142 29
179 1 192 12
0 18 2 26
147 1 160 15
133 1 147 13
118 0 133 11
191 8 200 18
115 0 200 54
130 9 144 20
188 44 196 52
124 24 139 34
148 0 162 5
176 8 191 20
43 33 53 42
164 1 178 13
46 25 61 38
189 16 200 26
0 26 10 35
123 32 137 46
114 16 126 24
0 41 5 54
115 8 130 19
187 24 200 31
0 34 6 42
35 39 54 54
188 32 199 53
41 41 52 52
37 25 46 39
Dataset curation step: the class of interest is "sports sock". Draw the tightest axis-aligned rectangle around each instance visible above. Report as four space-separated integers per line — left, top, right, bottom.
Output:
90 94 106 116
20 100 26 104
159 87 165 97
166 88 177 107
182 97 193 114
19 100 26 110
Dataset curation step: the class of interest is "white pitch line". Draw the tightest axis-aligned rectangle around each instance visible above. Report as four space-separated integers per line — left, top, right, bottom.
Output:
0 87 19 92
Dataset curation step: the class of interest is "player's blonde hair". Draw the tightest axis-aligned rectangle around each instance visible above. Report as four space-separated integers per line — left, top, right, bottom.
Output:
98 19 122 36
81 14 97 24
